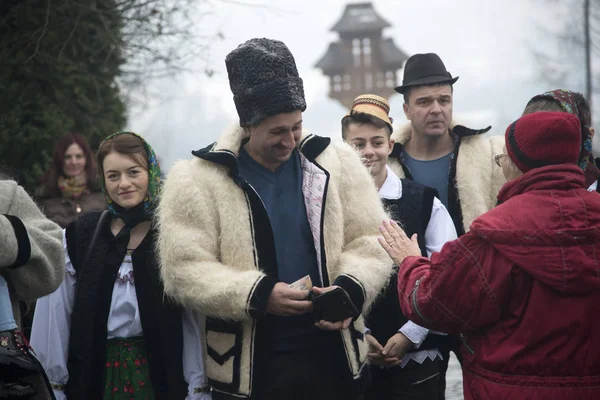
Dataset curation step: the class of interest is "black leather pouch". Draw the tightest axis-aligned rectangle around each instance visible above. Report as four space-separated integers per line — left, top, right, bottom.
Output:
312 287 358 322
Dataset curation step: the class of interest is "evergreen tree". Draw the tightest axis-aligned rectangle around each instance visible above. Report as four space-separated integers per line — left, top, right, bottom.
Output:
0 0 127 191
0 0 220 191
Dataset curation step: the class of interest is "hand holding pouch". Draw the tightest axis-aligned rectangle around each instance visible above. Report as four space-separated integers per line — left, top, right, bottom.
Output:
312 287 359 322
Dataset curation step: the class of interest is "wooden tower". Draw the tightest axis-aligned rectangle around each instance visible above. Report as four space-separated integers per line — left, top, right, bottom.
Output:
315 2 409 109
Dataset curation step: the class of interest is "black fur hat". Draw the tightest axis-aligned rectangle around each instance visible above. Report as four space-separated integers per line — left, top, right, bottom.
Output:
225 38 307 127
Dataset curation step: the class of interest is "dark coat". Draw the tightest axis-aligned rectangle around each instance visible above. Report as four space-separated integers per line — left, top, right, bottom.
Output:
37 192 106 228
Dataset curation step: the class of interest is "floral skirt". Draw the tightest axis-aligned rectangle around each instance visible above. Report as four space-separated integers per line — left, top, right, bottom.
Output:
104 337 154 400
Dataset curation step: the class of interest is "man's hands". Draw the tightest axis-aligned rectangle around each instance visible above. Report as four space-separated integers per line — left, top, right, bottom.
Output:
312 286 352 331
366 332 413 367
266 282 312 316
266 283 354 332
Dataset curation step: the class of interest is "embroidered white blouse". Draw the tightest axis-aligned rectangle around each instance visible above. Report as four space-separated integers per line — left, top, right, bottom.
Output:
379 166 458 368
30 230 211 400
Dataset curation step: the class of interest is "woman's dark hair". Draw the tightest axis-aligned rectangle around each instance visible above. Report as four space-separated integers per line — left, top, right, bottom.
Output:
341 112 393 139
38 133 99 198
97 134 149 184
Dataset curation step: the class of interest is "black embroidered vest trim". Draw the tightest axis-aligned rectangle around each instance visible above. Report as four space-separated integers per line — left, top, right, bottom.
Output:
367 180 446 351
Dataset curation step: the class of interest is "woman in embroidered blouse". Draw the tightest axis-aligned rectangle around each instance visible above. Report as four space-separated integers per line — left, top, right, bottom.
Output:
36 133 107 228
30 132 211 400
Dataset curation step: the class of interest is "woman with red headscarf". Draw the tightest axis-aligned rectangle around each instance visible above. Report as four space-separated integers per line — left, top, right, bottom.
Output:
37 133 106 228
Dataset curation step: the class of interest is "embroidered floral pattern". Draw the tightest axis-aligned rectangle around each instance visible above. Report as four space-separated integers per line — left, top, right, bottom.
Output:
527 89 593 171
301 155 327 273
114 250 135 284
115 270 135 284
104 338 153 400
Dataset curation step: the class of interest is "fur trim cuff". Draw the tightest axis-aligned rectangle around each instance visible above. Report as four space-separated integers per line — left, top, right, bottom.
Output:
3 215 31 269
246 275 277 319
333 274 365 317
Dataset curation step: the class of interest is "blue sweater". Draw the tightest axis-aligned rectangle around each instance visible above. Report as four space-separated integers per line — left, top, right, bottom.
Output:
237 147 324 350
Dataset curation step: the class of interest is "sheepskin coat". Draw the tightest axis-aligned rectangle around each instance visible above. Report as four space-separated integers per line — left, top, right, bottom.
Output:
157 124 393 399
0 180 64 400
388 120 506 235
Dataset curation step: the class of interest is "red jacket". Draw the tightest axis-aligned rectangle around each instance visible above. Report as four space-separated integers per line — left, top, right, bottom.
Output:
397 164 600 400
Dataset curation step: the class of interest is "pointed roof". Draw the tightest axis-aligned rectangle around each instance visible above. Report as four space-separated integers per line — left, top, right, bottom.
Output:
315 38 408 72
380 38 409 68
314 42 352 74
331 2 391 35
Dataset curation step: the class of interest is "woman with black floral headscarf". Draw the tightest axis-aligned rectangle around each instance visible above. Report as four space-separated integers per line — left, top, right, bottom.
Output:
523 89 600 191
31 132 211 400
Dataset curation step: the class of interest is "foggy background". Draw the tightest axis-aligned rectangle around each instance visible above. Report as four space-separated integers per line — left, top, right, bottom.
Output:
129 0 591 171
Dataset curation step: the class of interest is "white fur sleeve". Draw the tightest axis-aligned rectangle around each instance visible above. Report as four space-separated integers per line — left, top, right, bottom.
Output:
157 160 274 321
489 135 507 206
331 143 394 313
1 183 64 300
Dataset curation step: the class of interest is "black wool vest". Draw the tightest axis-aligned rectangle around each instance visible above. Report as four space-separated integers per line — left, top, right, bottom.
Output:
366 179 446 350
64 212 188 400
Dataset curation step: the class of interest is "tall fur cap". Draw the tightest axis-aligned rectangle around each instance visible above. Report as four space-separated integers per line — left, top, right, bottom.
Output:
225 38 307 127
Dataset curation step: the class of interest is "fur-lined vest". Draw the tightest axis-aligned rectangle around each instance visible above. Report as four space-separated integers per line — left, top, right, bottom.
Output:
157 124 393 399
0 180 64 400
388 120 506 235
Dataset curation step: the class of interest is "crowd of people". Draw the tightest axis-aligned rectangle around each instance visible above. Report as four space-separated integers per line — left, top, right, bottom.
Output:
0 36 599 400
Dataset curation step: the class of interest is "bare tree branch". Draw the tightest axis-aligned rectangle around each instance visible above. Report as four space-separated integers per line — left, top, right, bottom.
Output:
24 0 51 63
58 7 81 61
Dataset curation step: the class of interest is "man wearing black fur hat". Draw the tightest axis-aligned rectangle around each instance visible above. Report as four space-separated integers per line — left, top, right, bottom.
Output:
388 53 505 398
158 38 392 400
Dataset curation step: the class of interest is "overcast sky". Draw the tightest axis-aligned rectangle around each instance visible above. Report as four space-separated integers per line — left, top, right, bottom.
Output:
128 0 585 171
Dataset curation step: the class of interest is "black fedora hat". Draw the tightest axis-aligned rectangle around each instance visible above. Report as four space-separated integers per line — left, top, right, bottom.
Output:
394 53 459 95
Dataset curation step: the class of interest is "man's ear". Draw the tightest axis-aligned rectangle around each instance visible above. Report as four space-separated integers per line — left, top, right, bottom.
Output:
590 127 595 140
403 103 410 120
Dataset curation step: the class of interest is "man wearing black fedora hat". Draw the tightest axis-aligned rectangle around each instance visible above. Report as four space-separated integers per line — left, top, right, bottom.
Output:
388 53 506 397
158 38 392 400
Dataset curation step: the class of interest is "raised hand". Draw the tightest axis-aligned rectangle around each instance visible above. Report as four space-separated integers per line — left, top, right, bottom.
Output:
378 220 421 265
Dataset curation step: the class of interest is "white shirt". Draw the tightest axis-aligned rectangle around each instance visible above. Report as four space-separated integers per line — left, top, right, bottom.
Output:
379 166 458 257
30 230 212 400
379 166 458 368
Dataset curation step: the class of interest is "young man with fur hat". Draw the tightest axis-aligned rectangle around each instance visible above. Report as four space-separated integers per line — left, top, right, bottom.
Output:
341 94 457 399
389 52 506 396
384 111 600 399
157 38 392 400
